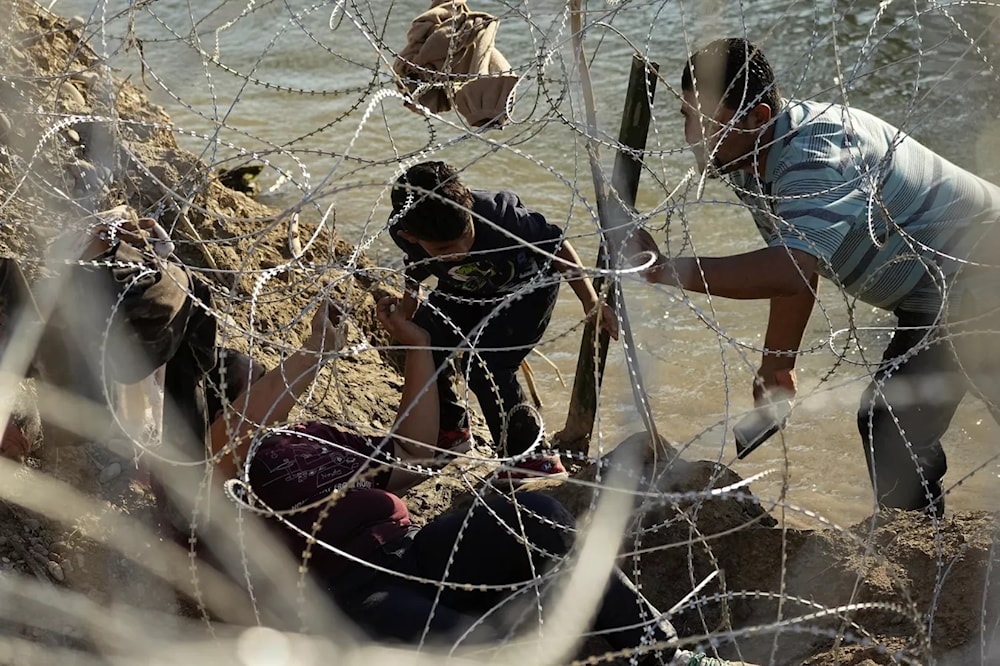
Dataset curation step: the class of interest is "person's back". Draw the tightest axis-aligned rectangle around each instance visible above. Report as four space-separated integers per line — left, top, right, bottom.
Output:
730 98 1000 313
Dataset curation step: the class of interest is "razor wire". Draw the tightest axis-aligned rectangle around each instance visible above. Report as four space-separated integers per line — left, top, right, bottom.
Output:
0 0 999 665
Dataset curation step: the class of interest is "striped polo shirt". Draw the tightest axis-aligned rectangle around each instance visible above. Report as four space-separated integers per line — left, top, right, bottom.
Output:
729 99 1000 313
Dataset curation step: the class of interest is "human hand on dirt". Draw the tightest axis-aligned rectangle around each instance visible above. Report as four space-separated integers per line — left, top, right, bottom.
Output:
377 296 429 347
305 297 348 359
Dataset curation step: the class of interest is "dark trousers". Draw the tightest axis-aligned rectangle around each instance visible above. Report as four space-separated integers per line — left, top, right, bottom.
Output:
859 305 1000 516
414 287 558 456
332 493 675 661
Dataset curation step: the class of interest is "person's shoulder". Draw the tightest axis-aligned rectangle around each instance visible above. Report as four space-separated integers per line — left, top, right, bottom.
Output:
788 99 897 137
470 188 530 227
785 98 841 119
773 100 855 165
780 99 841 135
470 188 521 213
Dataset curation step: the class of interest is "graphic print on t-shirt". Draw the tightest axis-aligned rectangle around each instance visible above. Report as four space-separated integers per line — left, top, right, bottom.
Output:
252 431 381 510
446 259 517 293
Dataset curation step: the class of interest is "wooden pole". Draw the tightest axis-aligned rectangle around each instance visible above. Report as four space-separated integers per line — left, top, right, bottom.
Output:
555 53 659 453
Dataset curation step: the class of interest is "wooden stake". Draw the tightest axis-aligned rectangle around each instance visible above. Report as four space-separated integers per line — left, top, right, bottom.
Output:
555 52 659 453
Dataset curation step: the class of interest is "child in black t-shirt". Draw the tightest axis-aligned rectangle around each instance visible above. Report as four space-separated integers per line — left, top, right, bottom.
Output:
389 161 618 481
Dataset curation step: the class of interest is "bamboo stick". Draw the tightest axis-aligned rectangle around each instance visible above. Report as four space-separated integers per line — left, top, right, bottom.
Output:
555 25 660 454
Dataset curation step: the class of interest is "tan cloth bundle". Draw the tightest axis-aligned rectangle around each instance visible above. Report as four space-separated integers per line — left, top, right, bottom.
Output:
394 0 518 128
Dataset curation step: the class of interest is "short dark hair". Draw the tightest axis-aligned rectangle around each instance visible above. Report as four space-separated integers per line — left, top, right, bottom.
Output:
681 38 781 117
390 161 474 241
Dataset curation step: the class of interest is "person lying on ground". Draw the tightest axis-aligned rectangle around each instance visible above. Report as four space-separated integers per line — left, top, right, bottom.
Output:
207 295 750 666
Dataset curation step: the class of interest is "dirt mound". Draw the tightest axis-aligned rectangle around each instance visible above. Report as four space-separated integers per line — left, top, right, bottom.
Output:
514 434 999 664
1 2 998 665
0 0 405 627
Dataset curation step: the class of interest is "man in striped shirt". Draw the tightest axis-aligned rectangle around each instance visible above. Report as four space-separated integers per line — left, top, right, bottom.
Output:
629 37 1000 517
